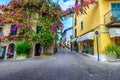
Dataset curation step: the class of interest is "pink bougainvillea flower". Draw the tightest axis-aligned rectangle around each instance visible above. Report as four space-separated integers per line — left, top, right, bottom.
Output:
59 20 63 30
9 10 16 16
3 18 12 23
20 11 24 14
0 5 7 9
52 22 57 32
6 34 11 37
28 22 31 27
15 22 20 28
90 0 95 3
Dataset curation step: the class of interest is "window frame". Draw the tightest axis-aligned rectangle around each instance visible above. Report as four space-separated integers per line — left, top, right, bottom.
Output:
10 24 18 35
80 21 83 30
36 25 41 34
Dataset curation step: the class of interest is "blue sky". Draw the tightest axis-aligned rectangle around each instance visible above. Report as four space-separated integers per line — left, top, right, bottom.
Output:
0 0 10 5
63 0 69 2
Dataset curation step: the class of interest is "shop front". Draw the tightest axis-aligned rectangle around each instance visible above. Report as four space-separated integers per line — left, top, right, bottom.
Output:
77 32 95 55
109 28 120 58
71 38 78 52
82 40 94 55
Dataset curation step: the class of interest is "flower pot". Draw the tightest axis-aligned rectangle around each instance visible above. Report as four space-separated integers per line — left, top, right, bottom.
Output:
16 55 27 60
106 52 117 62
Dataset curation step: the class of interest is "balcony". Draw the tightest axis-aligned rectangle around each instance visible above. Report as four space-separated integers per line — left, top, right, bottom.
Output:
104 9 120 27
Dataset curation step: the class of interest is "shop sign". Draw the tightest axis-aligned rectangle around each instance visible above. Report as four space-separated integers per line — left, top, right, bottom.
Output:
102 30 109 33
95 31 99 35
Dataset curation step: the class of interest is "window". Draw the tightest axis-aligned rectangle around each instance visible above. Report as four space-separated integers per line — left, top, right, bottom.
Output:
80 21 83 30
75 29 77 38
36 26 41 34
75 17 77 26
76 0 81 4
10 25 17 35
111 3 120 9
0 28 3 36
111 3 120 20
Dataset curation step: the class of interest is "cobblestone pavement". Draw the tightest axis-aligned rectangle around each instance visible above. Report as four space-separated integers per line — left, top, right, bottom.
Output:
0 48 120 80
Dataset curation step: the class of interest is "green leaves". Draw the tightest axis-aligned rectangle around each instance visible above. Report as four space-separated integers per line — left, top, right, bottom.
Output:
15 41 31 56
105 44 120 55
31 27 53 46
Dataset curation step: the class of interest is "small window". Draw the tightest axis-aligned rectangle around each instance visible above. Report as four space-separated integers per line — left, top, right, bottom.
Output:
10 25 17 35
81 21 83 30
75 29 77 38
75 17 77 26
0 28 3 36
36 26 41 34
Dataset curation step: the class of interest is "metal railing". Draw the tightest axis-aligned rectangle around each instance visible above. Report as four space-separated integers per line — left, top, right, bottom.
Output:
104 9 120 24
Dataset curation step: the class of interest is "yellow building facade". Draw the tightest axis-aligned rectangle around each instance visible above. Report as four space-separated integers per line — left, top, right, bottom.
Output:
74 0 120 61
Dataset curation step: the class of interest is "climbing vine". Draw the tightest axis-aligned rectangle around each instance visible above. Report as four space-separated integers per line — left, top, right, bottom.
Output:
0 0 97 46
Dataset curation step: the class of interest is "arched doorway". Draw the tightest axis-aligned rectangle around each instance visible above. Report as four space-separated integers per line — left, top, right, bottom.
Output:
35 43 41 56
7 43 15 60
0 27 3 36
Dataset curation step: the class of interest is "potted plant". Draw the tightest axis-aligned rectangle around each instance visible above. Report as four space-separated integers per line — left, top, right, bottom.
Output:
105 44 120 62
110 16 117 21
15 41 31 60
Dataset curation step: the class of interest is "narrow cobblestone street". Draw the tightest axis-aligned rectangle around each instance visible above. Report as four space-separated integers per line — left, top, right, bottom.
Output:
0 48 120 80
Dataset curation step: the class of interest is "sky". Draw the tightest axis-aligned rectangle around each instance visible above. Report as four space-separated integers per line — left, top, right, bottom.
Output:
52 0 75 11
0 0 10 5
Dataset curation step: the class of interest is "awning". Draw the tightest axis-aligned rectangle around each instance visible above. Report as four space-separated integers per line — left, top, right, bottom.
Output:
109 28 120 38
71 38 77 42
77 32 94 42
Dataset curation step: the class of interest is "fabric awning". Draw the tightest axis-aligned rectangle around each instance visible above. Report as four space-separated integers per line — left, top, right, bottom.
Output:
77 32 94 42
109 28 120 38
71 38 77 42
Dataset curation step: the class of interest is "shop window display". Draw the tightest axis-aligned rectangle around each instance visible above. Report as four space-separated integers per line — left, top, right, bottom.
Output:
82 40 94 55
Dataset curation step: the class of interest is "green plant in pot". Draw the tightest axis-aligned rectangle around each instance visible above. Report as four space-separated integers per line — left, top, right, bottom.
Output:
15 41 31 59
105 44 120 62
110 16 117 21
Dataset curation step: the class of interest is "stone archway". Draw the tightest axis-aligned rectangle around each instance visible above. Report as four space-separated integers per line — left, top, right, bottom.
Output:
35 43 41 56
6 43 15 60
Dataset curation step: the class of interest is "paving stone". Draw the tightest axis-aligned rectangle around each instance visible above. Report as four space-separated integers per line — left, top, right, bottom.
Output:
0 48 120 80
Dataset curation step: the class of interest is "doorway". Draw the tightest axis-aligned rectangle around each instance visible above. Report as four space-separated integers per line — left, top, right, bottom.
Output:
7 43 15 60
35 43 41 56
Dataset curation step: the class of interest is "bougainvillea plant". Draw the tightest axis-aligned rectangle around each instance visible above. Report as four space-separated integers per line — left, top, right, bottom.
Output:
0 0 97 46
